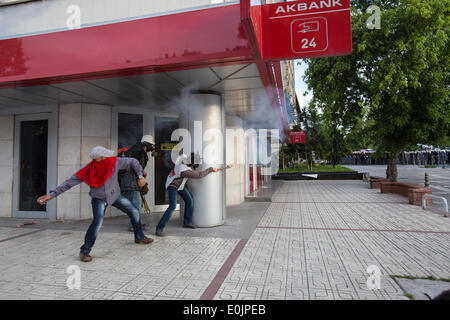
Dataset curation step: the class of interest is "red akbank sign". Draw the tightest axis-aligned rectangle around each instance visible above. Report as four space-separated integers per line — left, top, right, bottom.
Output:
289 131 306 144
250 0 352 59
273 0 346 14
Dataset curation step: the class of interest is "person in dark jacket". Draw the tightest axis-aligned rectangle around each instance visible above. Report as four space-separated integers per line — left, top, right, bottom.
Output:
155 154 214 237
118 135 155 231
37 146 154 262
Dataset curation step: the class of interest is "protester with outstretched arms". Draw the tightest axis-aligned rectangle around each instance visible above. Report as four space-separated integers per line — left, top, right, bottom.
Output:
155 154 214 237
37 146 154 262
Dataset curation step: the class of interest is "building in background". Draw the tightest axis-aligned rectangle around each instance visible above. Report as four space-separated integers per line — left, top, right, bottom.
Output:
281 60 300 129
0 0 295 222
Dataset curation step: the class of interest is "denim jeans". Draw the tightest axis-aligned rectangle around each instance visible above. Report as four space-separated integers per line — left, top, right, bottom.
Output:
80 194 145 254
156 187 193 231
123 190 141 228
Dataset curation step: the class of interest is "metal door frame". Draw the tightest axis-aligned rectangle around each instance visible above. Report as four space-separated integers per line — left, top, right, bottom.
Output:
13 112 57 219
112 107 180 213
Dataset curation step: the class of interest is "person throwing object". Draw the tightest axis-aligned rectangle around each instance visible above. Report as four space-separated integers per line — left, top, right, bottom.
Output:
155 154 214 237
37 146 154 262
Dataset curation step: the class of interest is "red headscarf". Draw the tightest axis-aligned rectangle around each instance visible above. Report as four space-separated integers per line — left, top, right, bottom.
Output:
75 156 117 188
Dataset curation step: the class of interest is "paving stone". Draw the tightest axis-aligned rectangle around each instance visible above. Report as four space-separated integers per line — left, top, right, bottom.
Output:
216 180 449 300
1 180 449 300
394 278 450 300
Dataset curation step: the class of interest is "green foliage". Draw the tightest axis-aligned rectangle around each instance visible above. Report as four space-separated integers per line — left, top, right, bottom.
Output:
278 164 353 173
283 101 353 167
404 293 415 300
325 127 352 167
361 0 450 154
345 113 373 150
300 101 329 160
280 102 330 170
301 0 449 179
391 275 450 282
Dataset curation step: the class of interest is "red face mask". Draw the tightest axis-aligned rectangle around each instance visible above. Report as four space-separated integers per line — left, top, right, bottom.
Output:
75 156 117 188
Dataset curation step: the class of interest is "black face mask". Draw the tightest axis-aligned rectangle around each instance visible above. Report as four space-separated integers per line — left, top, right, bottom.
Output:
142 142 154 152
188 153 200 169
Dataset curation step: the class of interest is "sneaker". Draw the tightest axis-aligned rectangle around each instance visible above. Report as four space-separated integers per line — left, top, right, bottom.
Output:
155 229 165 237
183 223 197 229
135 236 154 244
80 252 92 262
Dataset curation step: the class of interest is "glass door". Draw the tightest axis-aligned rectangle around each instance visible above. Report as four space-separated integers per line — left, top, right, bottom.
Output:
19 120 48 212
117 112 144 150
13 113 57 219
113 108 180 213
153 116 180 210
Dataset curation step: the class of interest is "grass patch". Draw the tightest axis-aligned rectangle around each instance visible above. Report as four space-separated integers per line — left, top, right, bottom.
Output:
390 275 450 282
391 275 450 300
404 293 415 300
278 164 354 173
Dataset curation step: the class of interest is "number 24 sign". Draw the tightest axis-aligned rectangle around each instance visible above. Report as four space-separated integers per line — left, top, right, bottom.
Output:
291 17 328 53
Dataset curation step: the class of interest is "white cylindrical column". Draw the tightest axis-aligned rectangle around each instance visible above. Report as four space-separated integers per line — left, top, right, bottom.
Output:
185 93 226 227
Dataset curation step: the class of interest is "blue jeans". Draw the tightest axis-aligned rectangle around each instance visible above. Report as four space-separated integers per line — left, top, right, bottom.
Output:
123 190 141 228
156 187 193 231
80 194 145 254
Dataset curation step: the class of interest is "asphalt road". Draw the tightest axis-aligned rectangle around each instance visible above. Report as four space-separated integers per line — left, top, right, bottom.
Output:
344 165 450 206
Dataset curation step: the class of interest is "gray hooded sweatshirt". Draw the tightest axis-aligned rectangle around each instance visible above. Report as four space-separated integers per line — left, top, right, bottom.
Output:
49 157 143 205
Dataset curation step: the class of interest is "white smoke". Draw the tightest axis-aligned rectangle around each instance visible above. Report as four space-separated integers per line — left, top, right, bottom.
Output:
160 82 283 175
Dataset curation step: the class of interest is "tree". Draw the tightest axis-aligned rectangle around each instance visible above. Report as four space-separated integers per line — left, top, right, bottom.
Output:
302 0 449 181
300 101 329 169
326 126 352 167
279 101 330 171
345 110 373 151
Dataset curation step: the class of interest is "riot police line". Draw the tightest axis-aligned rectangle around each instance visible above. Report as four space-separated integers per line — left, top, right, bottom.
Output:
341 150 450 166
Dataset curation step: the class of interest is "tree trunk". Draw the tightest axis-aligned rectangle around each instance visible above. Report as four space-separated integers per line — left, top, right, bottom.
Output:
386 154 398 182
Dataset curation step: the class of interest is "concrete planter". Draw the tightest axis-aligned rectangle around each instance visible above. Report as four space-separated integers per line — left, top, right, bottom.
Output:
408 188 433 206
369 176 389 189
379 181 432 205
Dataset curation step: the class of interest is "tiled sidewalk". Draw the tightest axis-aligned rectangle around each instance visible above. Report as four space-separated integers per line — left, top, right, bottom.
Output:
0 229 238 300
0 180 449 300
214 181 450 300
